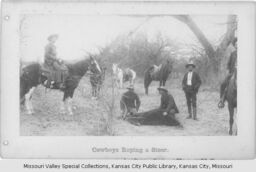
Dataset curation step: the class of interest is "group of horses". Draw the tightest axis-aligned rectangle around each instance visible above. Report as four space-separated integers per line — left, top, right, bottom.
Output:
20 56 237 135
20 56 173 115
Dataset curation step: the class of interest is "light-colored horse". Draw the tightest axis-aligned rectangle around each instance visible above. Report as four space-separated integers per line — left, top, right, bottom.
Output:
112 63 136 88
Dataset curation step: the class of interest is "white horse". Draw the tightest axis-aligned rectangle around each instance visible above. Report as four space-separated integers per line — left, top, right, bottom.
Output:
112 63 136 88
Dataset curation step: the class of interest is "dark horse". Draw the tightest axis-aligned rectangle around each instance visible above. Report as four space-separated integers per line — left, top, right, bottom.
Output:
20 56 100 115
144 60 173 94
226 69 237 135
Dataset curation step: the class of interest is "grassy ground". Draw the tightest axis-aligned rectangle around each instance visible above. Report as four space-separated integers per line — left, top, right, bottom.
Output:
20 76 232 136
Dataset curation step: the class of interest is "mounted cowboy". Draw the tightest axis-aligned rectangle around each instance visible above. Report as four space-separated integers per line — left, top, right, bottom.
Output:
182 61 202 120
120 85 141 118
44 34 68 88
218 37 237 108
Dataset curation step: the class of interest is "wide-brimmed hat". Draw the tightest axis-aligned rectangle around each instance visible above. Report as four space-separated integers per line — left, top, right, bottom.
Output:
127 85 134 90
157 86 168 92
185 61 196 68
47 34 59 41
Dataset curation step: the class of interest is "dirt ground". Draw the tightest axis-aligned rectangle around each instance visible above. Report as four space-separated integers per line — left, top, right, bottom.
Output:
20 77 231 136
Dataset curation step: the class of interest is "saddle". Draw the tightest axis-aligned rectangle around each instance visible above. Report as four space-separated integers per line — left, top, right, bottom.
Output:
40 62 68 88
150 64 162 80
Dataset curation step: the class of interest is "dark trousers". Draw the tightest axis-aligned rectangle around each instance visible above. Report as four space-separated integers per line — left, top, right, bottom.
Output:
185 91 197 117
185 92 197 108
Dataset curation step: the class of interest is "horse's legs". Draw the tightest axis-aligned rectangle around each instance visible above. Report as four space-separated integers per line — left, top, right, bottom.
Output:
115 78 120 88
228 103 234 135
145 79 152 95
66 97 74 115
94 87 97 97
117 80 120 88
159 80 163 87
92 87 95 97
63 90 75 116
163 79 167 86
63 97 73 116
97 84 101 97
24 87 36 114
60 100 66 114
92 85 99 98
132 72 136 86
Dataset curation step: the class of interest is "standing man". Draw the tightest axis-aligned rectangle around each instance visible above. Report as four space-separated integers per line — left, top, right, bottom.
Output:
182 61 202 120
120 85 141 118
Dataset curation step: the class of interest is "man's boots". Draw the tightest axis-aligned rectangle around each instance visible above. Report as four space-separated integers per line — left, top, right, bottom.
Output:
193 107 198 120
186 105 192 119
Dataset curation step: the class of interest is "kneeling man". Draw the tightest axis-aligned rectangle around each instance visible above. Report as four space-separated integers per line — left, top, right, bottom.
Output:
126 86 180 126
120 85 141 118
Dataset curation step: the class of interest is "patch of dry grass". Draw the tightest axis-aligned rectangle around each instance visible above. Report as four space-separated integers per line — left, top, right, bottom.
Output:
20 77 231 136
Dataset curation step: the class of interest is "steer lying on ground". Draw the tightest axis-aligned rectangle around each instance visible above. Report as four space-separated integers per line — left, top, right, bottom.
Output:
125 109 181 127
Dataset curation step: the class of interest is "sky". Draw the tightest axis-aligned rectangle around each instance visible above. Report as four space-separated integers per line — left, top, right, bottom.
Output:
20 15 228 62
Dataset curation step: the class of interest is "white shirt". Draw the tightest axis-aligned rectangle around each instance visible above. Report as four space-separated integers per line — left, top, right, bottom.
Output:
187 72 193 86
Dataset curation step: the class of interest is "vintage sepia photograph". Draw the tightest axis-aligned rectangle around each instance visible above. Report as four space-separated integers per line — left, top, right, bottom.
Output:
1 0 255 160
19 14 238 136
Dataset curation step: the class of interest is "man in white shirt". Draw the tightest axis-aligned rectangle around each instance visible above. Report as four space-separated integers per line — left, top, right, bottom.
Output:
182 61 202 120
187 71 193 85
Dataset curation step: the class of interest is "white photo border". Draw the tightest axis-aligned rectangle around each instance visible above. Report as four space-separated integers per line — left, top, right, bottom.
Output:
0 1 255 159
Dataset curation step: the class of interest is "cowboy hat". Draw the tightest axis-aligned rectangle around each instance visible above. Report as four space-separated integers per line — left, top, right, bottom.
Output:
127 85 134 90
185 61 196 68
47 34 59 41
157 86 168 92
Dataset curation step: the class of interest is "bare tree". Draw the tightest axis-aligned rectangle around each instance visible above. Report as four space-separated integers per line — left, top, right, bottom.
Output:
174 15 217 73
97 73 118 135
174 15 237 83
215 15 237 79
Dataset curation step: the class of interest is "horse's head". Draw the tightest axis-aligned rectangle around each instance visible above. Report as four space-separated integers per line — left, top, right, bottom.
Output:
88 55 102 74
163 59 173 73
